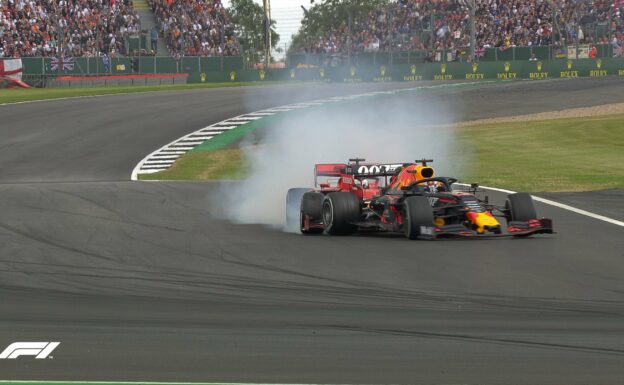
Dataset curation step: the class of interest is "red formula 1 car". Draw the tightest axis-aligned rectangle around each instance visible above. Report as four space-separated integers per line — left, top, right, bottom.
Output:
286 158 553 239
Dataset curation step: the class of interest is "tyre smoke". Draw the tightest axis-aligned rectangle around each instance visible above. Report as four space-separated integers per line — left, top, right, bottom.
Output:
215 88 462 230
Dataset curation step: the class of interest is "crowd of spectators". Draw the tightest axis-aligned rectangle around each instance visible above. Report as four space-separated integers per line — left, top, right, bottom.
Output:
148 0 240 57
305 0 624 57
2 0 621 59
0 0 140 58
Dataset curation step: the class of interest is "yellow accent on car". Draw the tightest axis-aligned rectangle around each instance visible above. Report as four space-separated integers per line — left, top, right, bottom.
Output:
470 212 501 234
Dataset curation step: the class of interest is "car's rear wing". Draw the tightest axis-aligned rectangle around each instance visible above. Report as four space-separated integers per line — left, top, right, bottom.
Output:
314 162 405 179
314 159 433 186
314 164 346 187
349 163 405 176
347 158 432 177
315 163 346 177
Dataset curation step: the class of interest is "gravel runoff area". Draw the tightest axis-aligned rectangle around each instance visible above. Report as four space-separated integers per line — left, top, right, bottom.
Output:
458 102 624 126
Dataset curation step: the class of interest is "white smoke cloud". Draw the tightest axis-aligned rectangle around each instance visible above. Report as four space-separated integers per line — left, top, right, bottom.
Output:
215 89 463 230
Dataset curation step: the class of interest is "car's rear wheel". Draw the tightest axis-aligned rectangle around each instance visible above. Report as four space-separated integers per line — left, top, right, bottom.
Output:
322 192 360 235
506 193 537 222
286 188 309 232
404 196 434 240
300 192 324 234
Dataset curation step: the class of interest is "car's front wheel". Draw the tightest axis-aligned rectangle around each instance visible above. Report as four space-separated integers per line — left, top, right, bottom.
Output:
505 192 537 222
301 192 324 234
285 188 309 232
404 196 434 240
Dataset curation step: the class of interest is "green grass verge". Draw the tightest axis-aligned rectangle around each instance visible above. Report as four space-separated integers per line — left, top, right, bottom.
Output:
139 148 247 180
141 114 624 192
0 81 296 104
458 114 624 192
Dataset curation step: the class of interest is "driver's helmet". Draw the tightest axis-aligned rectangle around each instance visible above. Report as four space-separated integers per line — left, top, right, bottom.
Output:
362 178 379 189
425 181 446 193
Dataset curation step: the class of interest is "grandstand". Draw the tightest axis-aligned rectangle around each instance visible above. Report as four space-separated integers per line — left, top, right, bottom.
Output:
0 0 140 58
1 0 622 60
148 0 240 57
0 0 240 58
294 0 624 57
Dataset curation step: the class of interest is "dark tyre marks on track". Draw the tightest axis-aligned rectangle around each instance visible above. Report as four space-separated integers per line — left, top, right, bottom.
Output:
0 78 623 383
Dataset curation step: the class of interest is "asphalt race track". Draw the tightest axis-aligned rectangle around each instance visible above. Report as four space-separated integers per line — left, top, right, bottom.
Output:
1 78 623 384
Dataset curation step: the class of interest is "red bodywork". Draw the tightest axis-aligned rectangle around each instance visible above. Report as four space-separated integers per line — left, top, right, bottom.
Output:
314 163 386 200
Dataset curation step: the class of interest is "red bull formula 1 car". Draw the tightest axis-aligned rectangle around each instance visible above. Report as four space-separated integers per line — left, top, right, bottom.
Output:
286 158 553 239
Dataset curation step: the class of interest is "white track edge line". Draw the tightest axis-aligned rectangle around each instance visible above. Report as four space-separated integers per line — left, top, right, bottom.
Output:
456 183 624 227
131 111 265 180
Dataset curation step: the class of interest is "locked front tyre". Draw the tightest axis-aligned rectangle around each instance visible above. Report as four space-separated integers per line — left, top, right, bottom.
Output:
301 192 324 234
286 188 309 232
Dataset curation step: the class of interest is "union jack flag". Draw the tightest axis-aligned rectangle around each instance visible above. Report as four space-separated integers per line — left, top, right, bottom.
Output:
475 47 486 57
51 56 75 71
615 44 624 58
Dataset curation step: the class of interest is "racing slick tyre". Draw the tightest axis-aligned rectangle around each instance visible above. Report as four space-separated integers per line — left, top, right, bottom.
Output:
322 192 360 235
300 192 324 234
286 188 309 232
404 196 434 240
505 193 537 222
